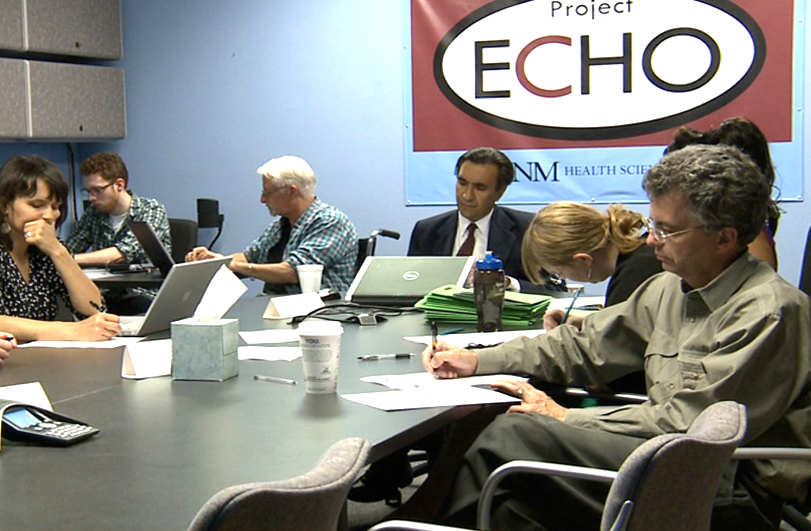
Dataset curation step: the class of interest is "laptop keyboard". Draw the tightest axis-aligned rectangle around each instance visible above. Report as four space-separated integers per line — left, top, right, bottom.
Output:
118 316 145 337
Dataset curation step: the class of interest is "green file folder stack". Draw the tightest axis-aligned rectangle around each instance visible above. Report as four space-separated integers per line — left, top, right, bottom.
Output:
415 284 551 326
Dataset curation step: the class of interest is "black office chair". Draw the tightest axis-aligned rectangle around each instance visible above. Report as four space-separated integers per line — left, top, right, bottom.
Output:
168 218 199 264
198 198 224 249
800 225 811 297
357 228 401 272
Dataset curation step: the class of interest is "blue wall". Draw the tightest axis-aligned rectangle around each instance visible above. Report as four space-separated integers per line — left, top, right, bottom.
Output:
1 0 809 294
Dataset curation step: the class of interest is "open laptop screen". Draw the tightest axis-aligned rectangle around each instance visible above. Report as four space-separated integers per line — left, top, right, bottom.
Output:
345 256 474 306
126 220 174 276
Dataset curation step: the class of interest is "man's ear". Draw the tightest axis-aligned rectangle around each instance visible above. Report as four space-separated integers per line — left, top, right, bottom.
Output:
494 186 507 202
717 226 739 250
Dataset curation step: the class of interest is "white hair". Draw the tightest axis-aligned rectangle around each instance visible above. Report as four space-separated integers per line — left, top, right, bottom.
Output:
256 155 317 197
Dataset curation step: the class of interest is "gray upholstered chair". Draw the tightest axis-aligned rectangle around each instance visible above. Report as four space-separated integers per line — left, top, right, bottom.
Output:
732 447 811 531
188 437 370 531
168 218 199 265
370 401 747 531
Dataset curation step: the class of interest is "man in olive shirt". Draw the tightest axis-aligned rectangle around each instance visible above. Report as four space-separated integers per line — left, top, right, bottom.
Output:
425 145 811 530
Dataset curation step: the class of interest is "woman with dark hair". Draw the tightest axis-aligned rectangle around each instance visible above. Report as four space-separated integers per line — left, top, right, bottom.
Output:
667 117 780 269
0 155 120 342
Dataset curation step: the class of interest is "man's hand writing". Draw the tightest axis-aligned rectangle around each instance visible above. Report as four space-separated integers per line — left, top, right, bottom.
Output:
421 340 478 379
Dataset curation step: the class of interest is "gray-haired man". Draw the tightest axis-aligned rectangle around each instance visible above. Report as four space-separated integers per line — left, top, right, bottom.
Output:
425 144 811 530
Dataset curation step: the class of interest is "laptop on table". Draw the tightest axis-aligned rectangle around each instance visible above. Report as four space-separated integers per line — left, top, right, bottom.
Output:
126 219 175 276
118 256 232 336
345 256 475 306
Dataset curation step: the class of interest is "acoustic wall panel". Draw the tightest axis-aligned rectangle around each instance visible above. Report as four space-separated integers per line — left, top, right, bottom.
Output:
24 0 122 59
0 58 28 138
27 61 126 140
0 0 24 52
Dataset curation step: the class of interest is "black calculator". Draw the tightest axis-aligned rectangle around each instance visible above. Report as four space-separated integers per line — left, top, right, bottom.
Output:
1 403 99 447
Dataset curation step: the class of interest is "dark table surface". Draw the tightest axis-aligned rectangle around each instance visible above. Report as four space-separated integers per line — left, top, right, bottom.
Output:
0 296 484 530
88 267 165 289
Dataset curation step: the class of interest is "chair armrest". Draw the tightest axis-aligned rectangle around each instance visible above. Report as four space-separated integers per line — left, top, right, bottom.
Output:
478 460 618 530
562 387 648 404
368 520 468 531
732 448 811 460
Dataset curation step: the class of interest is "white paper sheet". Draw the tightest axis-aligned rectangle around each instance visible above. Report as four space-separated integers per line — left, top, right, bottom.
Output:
341 386 519 411
194 265 248 321
121 339 172 379
238 346 302 362
403 329 544 349
0 382 52 410
16 337 144 349
238 329 300 345
263 292 324 319
547 296 605 311
361 372 527 390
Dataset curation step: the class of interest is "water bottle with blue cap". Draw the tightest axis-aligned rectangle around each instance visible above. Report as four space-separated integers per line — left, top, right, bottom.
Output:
474 251 505 332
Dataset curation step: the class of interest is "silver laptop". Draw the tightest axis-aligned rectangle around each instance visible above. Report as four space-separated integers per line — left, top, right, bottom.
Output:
345 256 475 306
118 256 232 336
127 219 174 276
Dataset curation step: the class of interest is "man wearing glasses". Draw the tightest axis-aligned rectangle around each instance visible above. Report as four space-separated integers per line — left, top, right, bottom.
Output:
185 155 357 295
65 151 171 314
423 144 810 530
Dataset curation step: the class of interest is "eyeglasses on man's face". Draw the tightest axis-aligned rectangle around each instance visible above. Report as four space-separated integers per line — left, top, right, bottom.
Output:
643 217 705 243
81 181 115 198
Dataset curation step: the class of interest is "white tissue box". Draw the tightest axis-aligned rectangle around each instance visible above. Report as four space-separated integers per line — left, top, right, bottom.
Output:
171 318 239 381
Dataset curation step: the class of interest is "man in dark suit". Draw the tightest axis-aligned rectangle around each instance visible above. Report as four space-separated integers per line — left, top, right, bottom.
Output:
408 147 563 294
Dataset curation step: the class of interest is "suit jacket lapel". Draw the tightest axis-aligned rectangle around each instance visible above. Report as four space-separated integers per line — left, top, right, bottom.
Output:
487 207 517 259
436 213 458 255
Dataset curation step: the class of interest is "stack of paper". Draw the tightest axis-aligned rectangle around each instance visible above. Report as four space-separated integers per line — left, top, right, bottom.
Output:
415 284 551 326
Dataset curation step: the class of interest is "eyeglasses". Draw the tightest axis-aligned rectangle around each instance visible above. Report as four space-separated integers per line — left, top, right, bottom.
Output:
262 185 288 197
643 218 704 242
81 182 115 198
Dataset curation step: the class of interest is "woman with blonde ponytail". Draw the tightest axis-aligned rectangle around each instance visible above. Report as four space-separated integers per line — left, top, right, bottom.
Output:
522 201 662 327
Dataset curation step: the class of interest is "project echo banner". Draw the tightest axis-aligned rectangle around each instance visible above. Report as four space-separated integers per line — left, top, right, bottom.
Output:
403 0 805 206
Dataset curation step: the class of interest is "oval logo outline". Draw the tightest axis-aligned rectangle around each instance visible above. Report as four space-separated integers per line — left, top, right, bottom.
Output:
433 0 766 140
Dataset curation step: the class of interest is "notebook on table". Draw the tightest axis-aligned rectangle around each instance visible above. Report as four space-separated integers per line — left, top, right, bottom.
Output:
126 220 175 276
118 256 232 336
345 256 475 306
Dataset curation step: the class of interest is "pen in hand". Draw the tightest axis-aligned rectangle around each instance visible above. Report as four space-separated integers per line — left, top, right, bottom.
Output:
561 286 584 324
431 321 438 353
89 300 104 313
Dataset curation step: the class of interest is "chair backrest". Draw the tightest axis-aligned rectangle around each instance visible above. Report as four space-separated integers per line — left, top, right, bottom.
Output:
188 437 370 531
356 229 400 274
601 401 747 531
800 225 811 297
169 218 199 265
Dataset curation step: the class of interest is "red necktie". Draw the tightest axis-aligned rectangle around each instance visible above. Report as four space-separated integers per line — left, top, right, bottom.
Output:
456 223 476 256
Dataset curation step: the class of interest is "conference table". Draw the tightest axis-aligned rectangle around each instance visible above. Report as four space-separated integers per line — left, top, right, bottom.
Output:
86 267 165 289
0 296 496 530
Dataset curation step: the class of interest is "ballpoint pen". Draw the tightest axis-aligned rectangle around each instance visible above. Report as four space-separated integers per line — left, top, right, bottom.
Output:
439 327 465 335
89 301 104 313
561 286 584 324
253 374 297 385
431 321 438 353
357 353 415 361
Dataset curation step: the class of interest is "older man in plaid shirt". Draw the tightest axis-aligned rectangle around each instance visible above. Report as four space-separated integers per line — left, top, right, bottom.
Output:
66 152 171 314
186 155 357 295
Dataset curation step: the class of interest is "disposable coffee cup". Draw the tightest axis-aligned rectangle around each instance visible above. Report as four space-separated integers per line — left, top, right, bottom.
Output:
297 321 343 394
297 264 324 294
